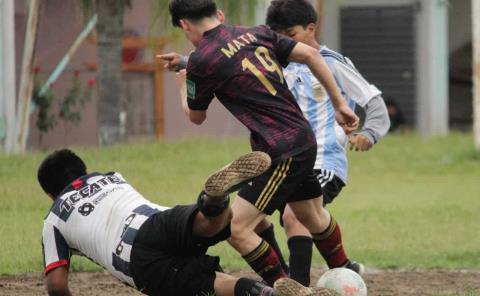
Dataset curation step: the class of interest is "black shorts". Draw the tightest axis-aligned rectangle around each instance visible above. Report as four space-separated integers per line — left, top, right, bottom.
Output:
315 169 345 205
130 205 230 296
238 146 322 215
277 170 346 225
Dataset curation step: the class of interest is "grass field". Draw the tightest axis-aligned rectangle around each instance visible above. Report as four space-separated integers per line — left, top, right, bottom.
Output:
0 133 479 276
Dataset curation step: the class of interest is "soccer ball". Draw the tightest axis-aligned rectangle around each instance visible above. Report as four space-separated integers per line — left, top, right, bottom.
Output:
316 268 367 296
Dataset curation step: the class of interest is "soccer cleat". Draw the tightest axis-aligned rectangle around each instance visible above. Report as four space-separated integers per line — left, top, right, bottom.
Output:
204 151 271 197
344 261 365 276
273 278 340 296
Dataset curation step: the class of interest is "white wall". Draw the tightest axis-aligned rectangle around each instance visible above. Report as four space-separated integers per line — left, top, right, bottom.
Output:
320 0 450 135
0 0 16 152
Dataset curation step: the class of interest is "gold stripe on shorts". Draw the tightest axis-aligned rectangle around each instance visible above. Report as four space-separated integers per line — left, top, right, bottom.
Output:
255 158 292 211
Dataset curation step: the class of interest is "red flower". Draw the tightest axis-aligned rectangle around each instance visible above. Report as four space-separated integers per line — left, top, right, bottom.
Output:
73 70 80 77
88 79 96 87
34 66 40 74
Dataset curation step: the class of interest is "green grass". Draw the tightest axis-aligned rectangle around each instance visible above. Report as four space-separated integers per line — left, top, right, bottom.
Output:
1 133 479 275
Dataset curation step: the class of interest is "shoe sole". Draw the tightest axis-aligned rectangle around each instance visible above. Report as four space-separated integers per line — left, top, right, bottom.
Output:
274 278 341 296
204 151 271 197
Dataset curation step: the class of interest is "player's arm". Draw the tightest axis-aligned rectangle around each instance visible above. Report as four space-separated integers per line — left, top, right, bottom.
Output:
350 96 390 151
46 266 72 296
157 52 188 72
323 56 390 151
42 222 72 296
175 69 206 125
287 43 359 134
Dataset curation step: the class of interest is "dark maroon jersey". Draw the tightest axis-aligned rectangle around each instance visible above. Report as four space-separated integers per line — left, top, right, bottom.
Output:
186 24 315 162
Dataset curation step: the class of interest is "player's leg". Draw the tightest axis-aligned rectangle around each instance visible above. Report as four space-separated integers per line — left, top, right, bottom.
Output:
228 157 301 286
228 196 287 286
214 272 338 296
255 218 290 274
194 151 272 238
215 272 274 296
288 196 351 268
282 204 313 286
316 172 364 274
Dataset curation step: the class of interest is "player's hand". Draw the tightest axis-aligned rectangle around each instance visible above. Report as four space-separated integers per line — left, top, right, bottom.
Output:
335 105 359 135
156 52 182 72
349 134 373 152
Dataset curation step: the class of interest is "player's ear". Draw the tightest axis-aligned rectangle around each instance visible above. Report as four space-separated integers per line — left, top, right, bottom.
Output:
179 19 189 31
306 23 317 34
217 9 225 23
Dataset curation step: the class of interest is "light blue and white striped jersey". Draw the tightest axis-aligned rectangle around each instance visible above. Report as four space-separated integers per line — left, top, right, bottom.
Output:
284 46 381 183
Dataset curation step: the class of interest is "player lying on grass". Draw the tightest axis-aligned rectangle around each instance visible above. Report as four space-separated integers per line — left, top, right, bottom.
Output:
38 149 338 296
159 0 359 286
254 0 391 286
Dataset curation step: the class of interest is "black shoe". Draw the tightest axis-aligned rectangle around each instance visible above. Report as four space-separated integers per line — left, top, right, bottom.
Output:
204 151 271 197
344 260 365 276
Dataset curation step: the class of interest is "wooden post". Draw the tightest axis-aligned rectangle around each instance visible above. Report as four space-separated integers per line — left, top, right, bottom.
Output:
14 0 40 153
154 62 165 138
315 0 324 41
474 0 480 150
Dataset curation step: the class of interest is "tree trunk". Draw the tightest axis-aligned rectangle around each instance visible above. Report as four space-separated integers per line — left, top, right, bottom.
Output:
14 0 40 153
96 0 124 146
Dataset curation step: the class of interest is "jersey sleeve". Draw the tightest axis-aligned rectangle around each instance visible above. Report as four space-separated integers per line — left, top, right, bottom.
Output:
329 57 382 107
264 26 297 68
42 221 71 274
186 55 215 111
283 65 297 93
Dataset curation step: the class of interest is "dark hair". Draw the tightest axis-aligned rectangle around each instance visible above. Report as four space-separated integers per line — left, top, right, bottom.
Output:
266 0 317 31
169 0 218 27
37 149 87 198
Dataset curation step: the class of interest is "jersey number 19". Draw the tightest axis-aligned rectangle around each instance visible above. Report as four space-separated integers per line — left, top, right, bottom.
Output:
242 46 284 96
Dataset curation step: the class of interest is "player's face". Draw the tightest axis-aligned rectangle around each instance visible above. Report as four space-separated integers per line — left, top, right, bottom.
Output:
281 24 316 44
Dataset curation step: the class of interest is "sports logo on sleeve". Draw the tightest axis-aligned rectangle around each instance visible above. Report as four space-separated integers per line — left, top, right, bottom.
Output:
187 79 196 99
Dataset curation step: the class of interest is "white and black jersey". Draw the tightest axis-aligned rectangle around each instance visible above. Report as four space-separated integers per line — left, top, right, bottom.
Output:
41 172 168 287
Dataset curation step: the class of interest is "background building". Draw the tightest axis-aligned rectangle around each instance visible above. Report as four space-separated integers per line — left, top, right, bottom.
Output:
0 0 475 150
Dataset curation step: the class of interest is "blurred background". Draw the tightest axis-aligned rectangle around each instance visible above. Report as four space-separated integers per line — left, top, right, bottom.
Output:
1 3 480 291
0 0 478 152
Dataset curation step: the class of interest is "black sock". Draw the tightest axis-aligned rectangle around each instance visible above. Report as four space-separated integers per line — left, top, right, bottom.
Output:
288 236 313 286
234 277 274 296
196 191 229 217
258 224 289 273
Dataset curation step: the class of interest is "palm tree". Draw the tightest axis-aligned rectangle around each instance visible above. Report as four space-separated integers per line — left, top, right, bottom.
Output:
81 0 258 146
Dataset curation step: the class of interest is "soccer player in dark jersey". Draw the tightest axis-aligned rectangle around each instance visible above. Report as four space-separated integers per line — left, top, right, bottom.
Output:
39 149 337 296
159 0 359 286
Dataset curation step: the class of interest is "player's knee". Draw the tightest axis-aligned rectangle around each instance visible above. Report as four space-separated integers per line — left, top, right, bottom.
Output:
282 209 299 227
254 219 271 234
229 222 254 247
283 210 309 234
292 213 316 231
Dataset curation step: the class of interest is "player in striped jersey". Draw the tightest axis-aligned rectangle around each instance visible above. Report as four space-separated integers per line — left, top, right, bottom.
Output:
38 149 335 296
261 0 391 286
